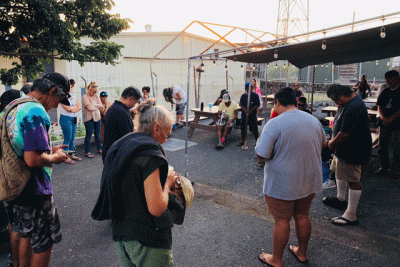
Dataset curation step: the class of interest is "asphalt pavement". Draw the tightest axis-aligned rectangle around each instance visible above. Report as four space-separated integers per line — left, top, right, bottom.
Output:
1 113 400 267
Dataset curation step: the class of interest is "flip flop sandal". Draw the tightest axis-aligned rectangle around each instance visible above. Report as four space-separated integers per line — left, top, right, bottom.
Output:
65 158 76 164
331 216 358 226
288 245 308 264
70 155 82 161
242 145 248 150
85 153 94 158
257 253 274 267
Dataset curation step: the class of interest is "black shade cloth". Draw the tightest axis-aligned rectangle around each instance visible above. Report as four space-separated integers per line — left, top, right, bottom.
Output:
225 22 400 68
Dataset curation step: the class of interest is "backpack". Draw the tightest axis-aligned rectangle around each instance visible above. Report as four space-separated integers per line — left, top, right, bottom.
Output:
0 97 39 202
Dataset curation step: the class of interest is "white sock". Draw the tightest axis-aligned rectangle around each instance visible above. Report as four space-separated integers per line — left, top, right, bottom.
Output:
343 189 361 221
336 179 347 201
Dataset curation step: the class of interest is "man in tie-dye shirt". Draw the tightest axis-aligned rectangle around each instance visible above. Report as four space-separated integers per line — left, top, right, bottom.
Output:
3 73 70 267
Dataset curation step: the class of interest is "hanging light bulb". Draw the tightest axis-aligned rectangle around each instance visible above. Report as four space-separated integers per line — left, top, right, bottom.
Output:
225 64 228 70
213 60 216 66
275 61 278 69
241 64 243 70
200 62 205 70
376 60 379 66
321 40 327 50
380 26 386 38
267 63 270 68
283 62 286 68
274 49 278 59
253 65 256 70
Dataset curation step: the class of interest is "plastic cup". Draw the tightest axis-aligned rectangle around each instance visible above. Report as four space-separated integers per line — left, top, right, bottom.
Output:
208 103 213 110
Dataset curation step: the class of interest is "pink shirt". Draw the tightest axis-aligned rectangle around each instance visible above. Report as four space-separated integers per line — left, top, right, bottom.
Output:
82 94 102 122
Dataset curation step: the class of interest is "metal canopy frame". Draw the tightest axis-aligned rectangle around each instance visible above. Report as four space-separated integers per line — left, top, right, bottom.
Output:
183 12 400 176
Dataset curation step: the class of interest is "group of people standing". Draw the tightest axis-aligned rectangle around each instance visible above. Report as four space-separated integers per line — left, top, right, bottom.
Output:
0 73 187 267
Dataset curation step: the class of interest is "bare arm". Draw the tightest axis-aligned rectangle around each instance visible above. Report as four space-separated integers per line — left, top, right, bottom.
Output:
144 168 178 217
328 132 349 152
173 91 182 100
24 148 68 167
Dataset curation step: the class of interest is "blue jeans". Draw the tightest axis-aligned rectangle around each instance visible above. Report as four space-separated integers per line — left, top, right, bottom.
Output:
59 115 77 151
84 119 102 153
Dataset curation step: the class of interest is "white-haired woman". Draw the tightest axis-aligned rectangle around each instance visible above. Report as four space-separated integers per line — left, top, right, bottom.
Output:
92 99 179 267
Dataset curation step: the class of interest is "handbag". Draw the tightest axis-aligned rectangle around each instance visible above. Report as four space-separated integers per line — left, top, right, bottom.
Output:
0 97 38 202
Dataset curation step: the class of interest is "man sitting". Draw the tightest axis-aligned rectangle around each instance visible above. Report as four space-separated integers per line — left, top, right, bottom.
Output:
216 93 238 149
297 97 312 114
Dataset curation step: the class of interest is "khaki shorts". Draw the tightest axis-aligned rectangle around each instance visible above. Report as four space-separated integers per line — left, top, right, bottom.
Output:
330 156 361 183
264 194 315 221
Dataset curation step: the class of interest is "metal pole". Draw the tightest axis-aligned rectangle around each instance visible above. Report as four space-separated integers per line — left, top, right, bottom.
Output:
150 61 155 97
226 63 229 90
310 65 316 114
286 61 290 86
184 59 191 177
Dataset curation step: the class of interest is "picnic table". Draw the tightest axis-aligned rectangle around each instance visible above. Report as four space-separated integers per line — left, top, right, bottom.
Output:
187 106 221 137
321 106 379 120
186 105 265 137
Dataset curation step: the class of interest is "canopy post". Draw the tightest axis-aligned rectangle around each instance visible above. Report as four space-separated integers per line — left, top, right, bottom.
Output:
310 65 316 114
184 58 192 177
286 61 290 86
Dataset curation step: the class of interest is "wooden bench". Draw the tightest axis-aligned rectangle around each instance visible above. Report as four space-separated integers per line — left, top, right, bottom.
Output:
180 116 208 125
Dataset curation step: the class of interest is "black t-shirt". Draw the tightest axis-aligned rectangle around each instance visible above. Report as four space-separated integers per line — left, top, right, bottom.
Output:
239 92 260 117
112 155 172 249
102 101 134 162
333 96 372 165
377 86 400 131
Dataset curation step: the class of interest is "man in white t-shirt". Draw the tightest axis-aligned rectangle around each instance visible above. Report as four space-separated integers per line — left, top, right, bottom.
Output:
216 93 238 149
163 85 187 129
255 87 327 266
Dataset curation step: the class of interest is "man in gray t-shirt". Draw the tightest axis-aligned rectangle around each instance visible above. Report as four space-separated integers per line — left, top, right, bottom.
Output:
255 87 326 266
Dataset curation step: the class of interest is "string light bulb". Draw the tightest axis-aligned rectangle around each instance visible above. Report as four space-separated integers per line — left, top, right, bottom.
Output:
253 65 256 70
200 62 205 70
213 60 216 66
225 64 228 70
376 60 379 66
274 50 278 59
241 64 243 70
380 26 386 38
275 61 278 69
321 40 327 50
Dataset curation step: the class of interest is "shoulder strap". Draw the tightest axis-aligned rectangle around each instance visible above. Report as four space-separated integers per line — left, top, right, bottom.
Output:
2 97 39 122
1 97 39 139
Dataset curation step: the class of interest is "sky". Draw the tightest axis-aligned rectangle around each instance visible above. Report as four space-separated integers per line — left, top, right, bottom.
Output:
110 0 399 42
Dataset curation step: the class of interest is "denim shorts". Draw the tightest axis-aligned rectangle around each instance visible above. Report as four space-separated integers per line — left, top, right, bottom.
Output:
8 196 62 253
175 103 186 115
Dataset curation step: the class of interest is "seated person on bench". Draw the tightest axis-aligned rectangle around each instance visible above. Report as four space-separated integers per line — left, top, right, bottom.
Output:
297 97 312 114
216 93 238 149
214 89 229 106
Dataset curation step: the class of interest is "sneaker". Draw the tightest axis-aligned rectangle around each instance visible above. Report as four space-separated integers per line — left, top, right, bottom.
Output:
322 196 348 210
322 179 336 190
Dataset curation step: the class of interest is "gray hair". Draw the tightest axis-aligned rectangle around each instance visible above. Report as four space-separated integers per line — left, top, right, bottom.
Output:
31 78 66 98
137 99 175 134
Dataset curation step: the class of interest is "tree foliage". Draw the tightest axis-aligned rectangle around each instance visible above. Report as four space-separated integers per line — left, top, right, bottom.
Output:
0 0 131 85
